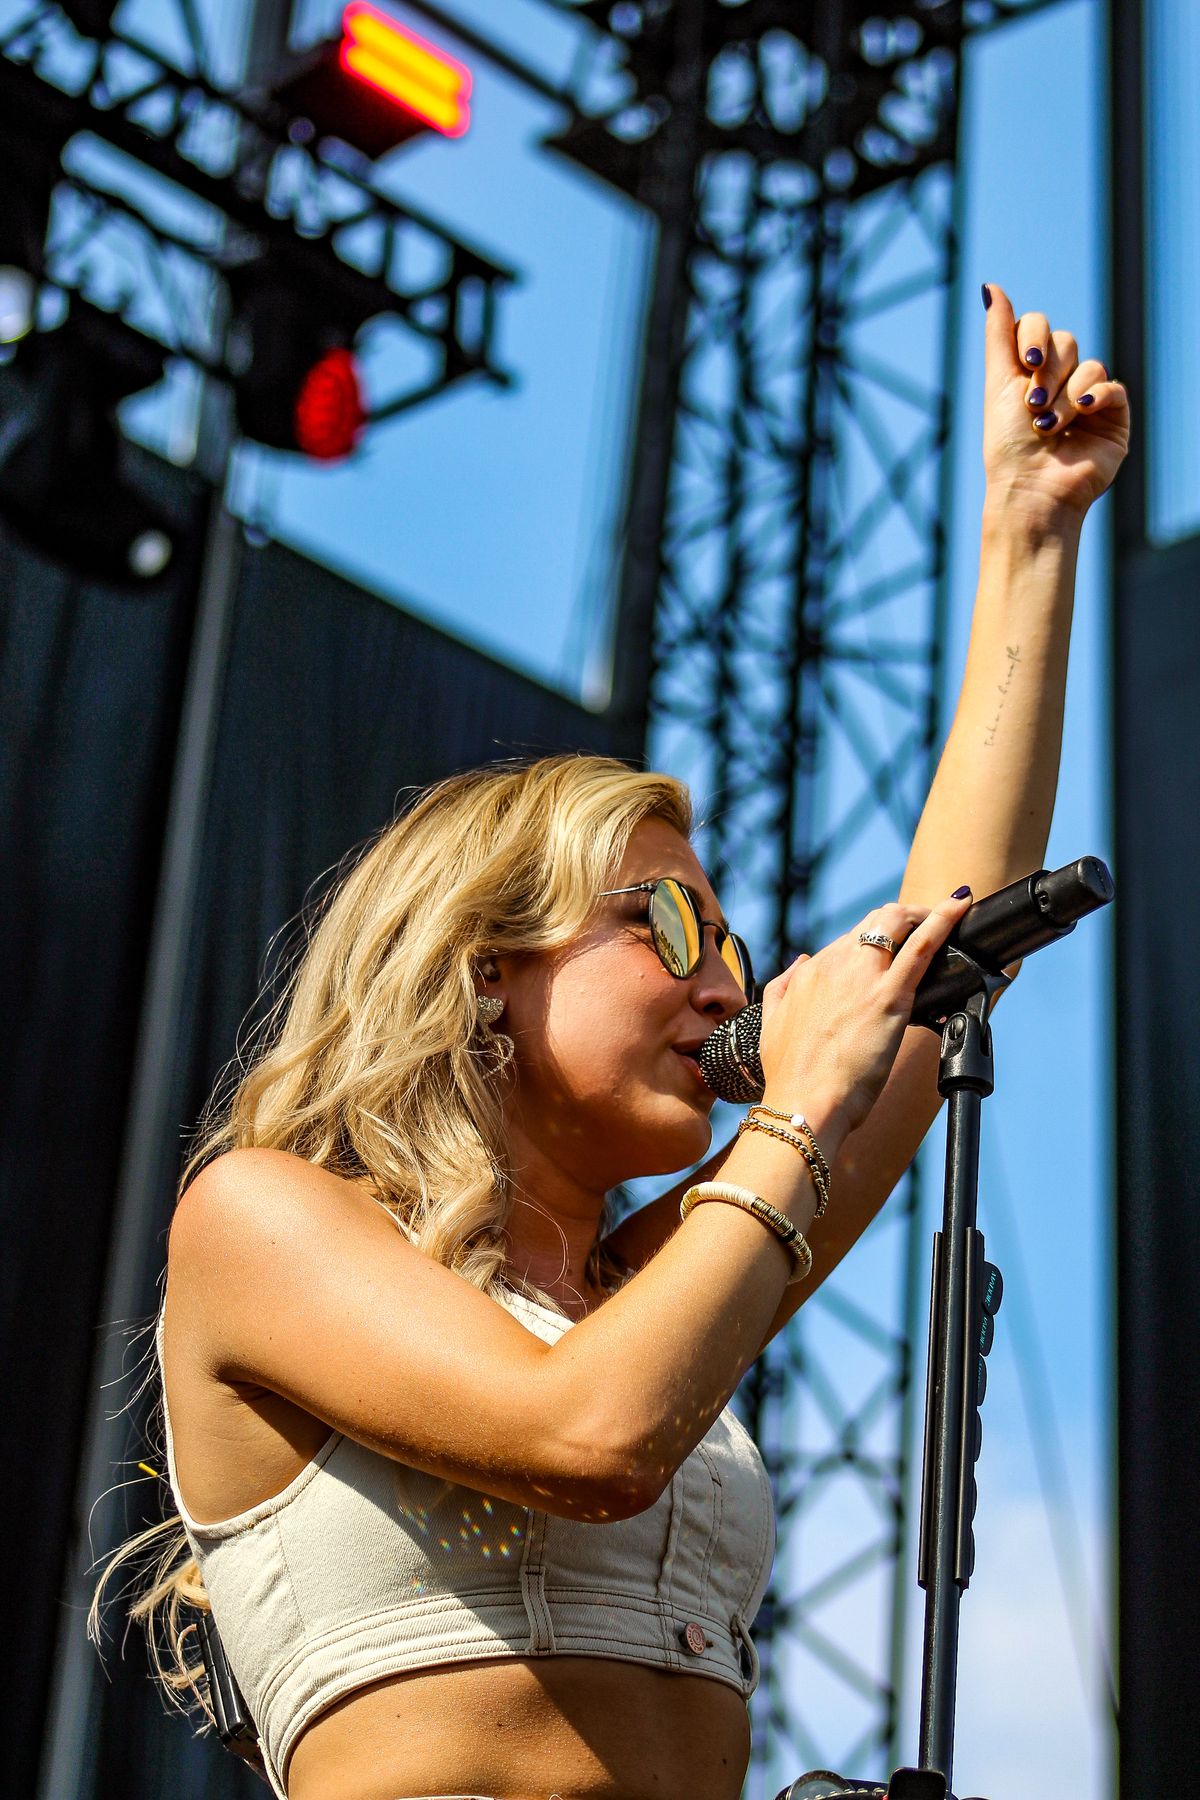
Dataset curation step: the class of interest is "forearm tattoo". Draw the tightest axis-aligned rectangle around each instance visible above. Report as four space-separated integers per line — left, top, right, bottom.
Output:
983 643 1022 748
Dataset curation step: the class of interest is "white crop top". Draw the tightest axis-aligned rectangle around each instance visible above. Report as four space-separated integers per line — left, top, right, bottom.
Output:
157 1285 776 1799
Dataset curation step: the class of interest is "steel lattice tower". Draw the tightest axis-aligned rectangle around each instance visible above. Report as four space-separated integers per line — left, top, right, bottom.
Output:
545 0 1067 1786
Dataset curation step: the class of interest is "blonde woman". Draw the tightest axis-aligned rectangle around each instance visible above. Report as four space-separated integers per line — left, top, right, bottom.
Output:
96 283 1127 1800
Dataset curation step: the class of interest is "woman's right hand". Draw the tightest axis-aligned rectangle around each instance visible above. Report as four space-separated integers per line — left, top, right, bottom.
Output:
756 890 974 1137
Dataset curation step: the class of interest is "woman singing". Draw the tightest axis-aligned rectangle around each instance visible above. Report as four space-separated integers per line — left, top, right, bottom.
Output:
95 284 1127 1800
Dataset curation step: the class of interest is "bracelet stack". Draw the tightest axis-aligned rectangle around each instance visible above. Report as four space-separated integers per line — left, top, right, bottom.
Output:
680 1181 813 1285
735 1105 832 1218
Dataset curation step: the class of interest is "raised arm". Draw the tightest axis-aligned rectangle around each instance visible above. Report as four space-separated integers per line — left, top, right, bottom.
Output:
606 282 1130 1331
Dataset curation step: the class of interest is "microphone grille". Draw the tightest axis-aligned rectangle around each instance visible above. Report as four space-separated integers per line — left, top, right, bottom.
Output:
698 1004 765 1104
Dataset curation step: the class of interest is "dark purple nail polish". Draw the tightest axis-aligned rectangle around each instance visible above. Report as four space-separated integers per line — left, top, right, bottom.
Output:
1033 411 1057 430
1101 364 1111 380
981 283 992 310
1024 347 1044 367
952 886 972 900
1027 386 1048 407
1078 393 1095 407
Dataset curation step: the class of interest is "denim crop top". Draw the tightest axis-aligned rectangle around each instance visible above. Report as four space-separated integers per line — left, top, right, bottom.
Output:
157 1284 776 1799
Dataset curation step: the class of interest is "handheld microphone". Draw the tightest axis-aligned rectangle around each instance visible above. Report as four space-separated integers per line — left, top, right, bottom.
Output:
698 856 1114 1104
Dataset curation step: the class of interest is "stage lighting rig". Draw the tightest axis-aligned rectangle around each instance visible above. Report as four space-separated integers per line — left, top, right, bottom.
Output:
269 2 473 161
224 256 382 459
0 4 511 470
0 297 181 584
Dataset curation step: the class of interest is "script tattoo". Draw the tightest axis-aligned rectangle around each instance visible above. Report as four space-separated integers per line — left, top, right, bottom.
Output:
984 644 1022 748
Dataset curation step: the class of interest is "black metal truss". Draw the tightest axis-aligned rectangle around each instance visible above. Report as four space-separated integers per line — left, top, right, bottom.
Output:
0 0 514 434
537 0 1069 1788
656 150 961 1796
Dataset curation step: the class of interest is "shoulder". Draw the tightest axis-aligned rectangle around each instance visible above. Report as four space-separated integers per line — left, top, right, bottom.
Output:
168 1148 403 1354
160 1150 613 1517
173 1147 390 1255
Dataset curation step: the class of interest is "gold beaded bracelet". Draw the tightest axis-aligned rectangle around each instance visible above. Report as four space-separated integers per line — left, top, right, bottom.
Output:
749 1104 833 1192
735 1115 830 1218
680 1181 813 1284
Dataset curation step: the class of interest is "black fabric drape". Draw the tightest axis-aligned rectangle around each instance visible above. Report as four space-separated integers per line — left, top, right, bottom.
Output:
1 459 207 1800
2 480 610 1798
1113 531 1200 1795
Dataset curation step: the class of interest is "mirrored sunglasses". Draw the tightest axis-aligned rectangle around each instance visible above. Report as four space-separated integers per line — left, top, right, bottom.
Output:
600 877 755 998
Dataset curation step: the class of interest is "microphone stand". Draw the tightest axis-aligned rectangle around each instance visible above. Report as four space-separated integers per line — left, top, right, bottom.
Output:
774 956 1011 1800
775 958 1009 1800
758 857 1115 1800
850 955 1012 1800
911 954 1012 1795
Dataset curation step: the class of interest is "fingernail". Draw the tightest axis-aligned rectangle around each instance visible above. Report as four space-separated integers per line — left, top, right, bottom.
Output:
1024 347 1044 367
1027 386 1048 407
952 886 972 900
1101 364 1111 380
1077 393 1095 407
1033 411 1057 430
980 282 992 310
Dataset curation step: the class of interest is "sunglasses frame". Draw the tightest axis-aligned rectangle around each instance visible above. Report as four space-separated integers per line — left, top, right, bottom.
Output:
599 878 756 999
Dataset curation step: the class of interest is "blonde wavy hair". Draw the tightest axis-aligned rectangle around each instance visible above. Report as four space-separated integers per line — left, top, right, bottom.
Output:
89 751 693 1738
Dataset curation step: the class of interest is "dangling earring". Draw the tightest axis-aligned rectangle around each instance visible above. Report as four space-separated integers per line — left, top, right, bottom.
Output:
476 992 515 1072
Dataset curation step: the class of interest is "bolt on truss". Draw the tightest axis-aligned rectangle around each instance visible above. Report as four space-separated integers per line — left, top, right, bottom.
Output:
541 0 1069 1787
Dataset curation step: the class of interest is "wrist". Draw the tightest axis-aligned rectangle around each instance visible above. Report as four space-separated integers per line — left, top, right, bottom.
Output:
757 1088 851 1163
980 485 1086 550
720 1124 823 1235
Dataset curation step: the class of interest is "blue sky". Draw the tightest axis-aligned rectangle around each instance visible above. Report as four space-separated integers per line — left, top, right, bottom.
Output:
1146 0 1200 543
26 0 1133 1789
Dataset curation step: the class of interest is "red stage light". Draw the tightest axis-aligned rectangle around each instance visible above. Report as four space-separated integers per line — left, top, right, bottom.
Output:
293 347 365 461
339 3 471 138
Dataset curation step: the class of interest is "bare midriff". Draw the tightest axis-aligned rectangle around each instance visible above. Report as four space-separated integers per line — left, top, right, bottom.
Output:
284 1653 752 1800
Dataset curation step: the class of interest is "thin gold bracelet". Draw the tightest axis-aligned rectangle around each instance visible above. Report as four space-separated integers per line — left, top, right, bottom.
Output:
748 1104 833 1191
680 1181 813 1284
736 1115 829 1219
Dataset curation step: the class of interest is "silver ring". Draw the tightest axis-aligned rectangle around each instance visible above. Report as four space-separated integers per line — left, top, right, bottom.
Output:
858 930 898 954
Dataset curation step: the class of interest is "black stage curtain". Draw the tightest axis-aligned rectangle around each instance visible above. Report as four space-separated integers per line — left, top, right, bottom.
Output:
1113 532 1200 1794
1 459 207 1800
1110 0 1200 1780
2 488 610 1799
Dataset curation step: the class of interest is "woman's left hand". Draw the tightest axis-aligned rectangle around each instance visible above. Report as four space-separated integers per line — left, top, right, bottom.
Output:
980 281 1131 520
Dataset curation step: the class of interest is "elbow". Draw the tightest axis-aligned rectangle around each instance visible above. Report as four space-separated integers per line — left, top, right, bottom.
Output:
594 1456 671 1522
537 1355 679 1523
542 1421 673 1523
562 1446 670 1523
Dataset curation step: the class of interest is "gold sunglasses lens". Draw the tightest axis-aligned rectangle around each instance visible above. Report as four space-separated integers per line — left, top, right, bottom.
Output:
719 932 749 994
650 879 701 977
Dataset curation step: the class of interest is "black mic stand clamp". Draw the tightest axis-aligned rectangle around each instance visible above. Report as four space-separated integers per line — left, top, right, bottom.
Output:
775 949 1011 1800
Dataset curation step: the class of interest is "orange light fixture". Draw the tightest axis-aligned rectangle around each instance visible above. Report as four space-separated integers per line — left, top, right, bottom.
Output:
339 3 472 139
